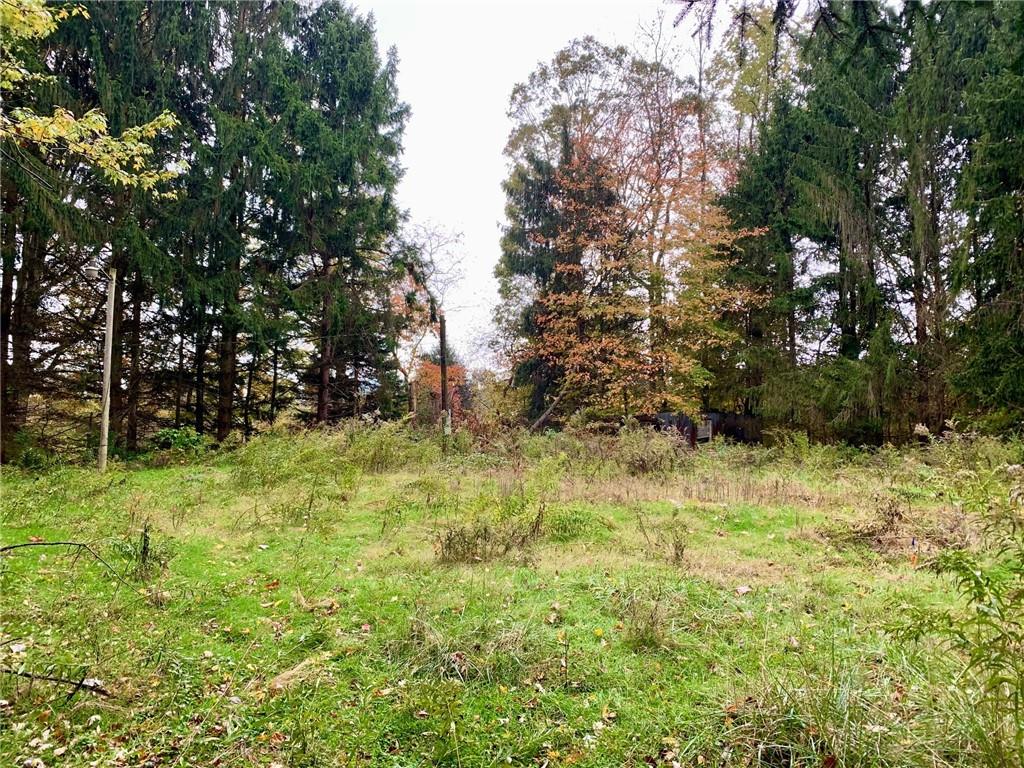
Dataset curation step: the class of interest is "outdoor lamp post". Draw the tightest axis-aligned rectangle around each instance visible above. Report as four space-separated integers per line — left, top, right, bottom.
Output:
86 261 117 471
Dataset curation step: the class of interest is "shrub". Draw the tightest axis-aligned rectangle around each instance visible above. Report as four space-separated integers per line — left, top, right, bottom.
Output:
110 521 175 581
727 651 967 768
434 508 544 564
613 420 683 476
151 426 206 454
346 421 439 472
635 506 689 566
613 584 673 651
390 611 537 683
434 469 549 563
895 462 1024 766
8 429 60 471
229 430 361 499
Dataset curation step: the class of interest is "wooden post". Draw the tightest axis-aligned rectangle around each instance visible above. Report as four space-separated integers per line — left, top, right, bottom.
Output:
439 310 449 417
439 310 450 453
98 267 117 472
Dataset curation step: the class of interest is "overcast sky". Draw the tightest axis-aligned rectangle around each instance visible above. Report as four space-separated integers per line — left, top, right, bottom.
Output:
354 0 673 366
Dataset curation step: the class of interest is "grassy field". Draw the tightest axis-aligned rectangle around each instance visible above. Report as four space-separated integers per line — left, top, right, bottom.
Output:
1 425 1021 767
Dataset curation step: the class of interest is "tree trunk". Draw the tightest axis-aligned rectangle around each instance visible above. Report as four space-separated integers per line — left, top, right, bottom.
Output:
530 391 564 433
837 252 859 359
316 263 334 423
174 317 185 428
215 309 237 441
108 252 126 452
269 340 279 422
3 227 45 460
125 272 144 451
317 333 332 422
0 189 18 462
194 320 208 434
242 350 257 437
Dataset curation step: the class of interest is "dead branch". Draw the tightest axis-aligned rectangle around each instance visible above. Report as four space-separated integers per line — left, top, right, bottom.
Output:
529 391 564 433
1 668 112 698
0 540 135 590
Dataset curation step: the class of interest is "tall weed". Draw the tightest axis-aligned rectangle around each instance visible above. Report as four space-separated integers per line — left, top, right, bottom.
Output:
894 462 1024 766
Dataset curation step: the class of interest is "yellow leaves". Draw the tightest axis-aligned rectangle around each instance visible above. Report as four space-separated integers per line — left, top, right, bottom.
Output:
2 106 181 193
0 0 59 45
0 0 81 89
2 2 179 195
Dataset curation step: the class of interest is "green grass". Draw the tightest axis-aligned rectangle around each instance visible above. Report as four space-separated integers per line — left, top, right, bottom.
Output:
1 427 1018 767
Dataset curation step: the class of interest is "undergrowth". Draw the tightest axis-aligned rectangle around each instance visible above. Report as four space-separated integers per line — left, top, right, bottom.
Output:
1 423 1021 767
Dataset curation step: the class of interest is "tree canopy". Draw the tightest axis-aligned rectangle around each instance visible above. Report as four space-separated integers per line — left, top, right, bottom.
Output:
497 1 1024 440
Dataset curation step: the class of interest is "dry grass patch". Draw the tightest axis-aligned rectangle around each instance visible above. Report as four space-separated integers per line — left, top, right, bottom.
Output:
819 493 979 559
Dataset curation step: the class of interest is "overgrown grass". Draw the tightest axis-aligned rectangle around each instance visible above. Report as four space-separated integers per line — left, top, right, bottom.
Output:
1 424 1021 767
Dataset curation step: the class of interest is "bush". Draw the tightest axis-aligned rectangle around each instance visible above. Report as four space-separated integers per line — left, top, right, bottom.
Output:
728 650 974 768
229 430 359 492
613 584 673 651
346 421 439 472
434 511 544 563
613 420 683 476
7 429 61 471
895 462 1024 766
151 426 206 454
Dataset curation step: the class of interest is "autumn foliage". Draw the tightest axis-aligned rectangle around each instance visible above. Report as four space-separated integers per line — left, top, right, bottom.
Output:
411 359 466 425
499 38 755 420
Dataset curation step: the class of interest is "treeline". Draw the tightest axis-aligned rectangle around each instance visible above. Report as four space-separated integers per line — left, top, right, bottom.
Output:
1 1 428 462
497 0 1024 443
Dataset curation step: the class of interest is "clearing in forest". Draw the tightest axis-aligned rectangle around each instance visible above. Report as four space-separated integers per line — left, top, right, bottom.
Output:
1 426 1020 767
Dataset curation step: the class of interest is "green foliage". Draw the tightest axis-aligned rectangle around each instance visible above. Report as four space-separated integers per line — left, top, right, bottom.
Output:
707 0 1024 443
952 3 1024 420
730 649 982 768
109 521 175 582
5 429 60 471
2 426 1020 766
151 426 206 454
229 431 359 494
547 503 597 542
346 422 439 474
613 421 684 477
895 463 1024 766
2 0 413 462
613 584 673 651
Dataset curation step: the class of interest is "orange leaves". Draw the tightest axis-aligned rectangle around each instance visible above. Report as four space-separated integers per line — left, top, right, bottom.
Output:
503 40 766 419
519 130 742 415
411 359 466 423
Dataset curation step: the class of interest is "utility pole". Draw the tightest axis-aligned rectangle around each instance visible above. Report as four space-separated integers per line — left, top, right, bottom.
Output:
439 310 449 416
98 267 117 472
86 262 117 472
438 309 451 447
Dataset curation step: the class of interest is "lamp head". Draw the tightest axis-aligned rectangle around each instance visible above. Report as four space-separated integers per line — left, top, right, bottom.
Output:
84 263 101 281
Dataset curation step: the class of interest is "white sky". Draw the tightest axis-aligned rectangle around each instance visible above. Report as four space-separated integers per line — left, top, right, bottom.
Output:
356 0 672 366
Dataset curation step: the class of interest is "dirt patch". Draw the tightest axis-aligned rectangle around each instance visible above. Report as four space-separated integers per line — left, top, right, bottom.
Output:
682 550 793 587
